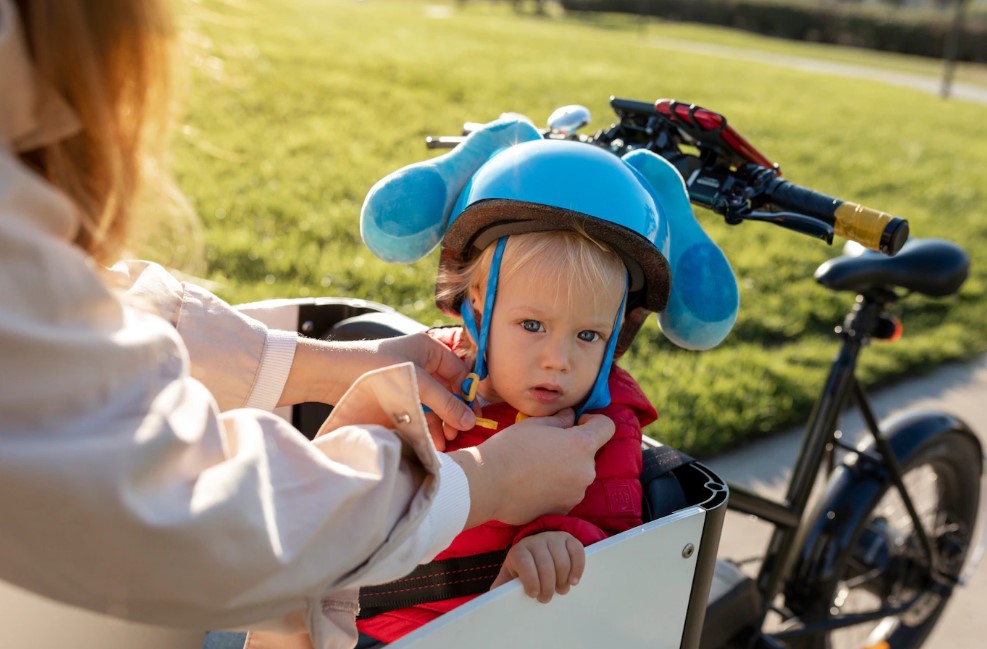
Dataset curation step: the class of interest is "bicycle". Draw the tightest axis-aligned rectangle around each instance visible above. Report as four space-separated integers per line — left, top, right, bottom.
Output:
424 97 986 648
239 97 983 649
705 235 981 649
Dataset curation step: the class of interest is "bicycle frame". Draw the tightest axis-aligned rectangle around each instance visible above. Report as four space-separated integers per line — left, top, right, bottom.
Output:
725 288 950 642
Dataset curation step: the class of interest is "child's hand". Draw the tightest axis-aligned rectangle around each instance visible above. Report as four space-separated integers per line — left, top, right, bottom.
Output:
491 531 585 603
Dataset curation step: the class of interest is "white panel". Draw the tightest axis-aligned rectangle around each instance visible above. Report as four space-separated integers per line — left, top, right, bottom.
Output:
390 507 707 649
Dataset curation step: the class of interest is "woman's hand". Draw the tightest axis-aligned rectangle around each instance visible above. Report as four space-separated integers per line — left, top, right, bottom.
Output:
491 531 585 603
279 333 476 437
448 411 615 528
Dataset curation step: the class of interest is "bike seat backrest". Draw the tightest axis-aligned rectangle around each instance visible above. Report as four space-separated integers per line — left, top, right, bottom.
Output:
640 444 693 522
326 311 428 341
814 238 968 297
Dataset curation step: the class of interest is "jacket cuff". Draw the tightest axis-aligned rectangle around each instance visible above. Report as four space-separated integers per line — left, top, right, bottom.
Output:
421 453 471 560
243 329 297 411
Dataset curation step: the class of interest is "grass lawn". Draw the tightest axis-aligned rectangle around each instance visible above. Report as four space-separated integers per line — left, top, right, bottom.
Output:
163 0 987 456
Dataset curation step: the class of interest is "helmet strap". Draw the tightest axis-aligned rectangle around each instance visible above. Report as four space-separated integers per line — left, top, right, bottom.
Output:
576 276 628 418
459 236 509 404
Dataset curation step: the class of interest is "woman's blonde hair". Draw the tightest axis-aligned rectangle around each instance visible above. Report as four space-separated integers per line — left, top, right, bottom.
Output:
15 0 175 266
437 229 627 357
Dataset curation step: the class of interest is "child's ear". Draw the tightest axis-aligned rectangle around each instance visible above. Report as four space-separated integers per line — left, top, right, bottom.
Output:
468 283 483 308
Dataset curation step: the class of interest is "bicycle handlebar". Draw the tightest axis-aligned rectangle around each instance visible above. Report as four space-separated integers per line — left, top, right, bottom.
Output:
424 97 910 256
751 172 909 255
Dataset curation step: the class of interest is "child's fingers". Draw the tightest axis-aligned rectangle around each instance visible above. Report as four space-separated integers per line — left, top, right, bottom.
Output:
548 536 573 596
526 542 560 603
511 548 542 599
490 563 515 591
499 534 584 602
565 535 586 586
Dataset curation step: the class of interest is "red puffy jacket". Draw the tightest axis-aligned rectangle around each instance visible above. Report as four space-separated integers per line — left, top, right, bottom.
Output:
357 326 658 643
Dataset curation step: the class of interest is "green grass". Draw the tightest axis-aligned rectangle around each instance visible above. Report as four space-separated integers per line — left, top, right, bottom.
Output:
164 0 987 456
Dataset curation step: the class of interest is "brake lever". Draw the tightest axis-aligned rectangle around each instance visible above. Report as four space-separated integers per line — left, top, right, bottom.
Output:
425 135 466 150
733 210 835 244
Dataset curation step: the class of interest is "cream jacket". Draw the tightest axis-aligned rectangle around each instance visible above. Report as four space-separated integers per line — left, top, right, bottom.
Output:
0 2 468 647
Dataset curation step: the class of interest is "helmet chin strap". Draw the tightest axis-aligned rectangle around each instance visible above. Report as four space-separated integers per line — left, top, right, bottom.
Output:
576 277 627 418
461 235 627 419
459 236 508 404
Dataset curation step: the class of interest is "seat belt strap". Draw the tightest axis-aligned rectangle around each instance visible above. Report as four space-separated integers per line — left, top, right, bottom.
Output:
640 444 694 523
358 549 509 619
640 443 693 484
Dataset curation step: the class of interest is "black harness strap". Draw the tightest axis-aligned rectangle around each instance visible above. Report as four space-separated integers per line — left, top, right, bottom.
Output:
640 444 693 523
640 443 693 483
358 549 508 619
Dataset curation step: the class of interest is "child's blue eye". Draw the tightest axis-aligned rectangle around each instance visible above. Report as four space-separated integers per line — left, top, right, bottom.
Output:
578 330 602 343
521 320 543 333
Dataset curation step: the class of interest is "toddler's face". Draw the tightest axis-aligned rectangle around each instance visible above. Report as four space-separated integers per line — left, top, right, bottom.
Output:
476 267 623 417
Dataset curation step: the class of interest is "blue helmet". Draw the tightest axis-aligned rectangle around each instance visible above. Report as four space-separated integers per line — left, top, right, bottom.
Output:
361 116 739 359
436 138 671 357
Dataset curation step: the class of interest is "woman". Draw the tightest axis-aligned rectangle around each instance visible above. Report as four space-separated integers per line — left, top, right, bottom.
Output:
0 2 615 647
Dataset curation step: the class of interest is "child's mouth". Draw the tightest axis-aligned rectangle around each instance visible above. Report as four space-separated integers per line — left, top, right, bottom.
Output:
530 385 562 404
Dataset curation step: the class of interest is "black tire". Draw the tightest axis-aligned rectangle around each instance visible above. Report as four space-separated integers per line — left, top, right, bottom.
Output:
792 430 981 649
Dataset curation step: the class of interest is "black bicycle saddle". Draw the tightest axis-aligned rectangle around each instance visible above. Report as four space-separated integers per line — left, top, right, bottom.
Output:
814 238 969 297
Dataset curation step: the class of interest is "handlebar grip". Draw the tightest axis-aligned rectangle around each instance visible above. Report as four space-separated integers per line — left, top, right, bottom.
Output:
832 202 909 256
759 176 909 255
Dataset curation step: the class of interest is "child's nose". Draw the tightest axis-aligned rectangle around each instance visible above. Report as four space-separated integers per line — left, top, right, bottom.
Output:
539 337 572 372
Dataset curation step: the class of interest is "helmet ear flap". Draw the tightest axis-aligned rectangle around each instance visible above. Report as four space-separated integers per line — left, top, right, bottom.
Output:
614 307 650 358
622 150 739 350
360 118 543 263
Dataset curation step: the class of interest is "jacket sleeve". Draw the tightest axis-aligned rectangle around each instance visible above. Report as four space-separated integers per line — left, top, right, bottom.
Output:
0 152 468 641
512 514 609 547
111 259 297 413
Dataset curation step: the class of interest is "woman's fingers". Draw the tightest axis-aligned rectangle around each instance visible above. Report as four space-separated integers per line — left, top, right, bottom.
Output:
417 333 471 388
424 412 446 451
415 367 476 432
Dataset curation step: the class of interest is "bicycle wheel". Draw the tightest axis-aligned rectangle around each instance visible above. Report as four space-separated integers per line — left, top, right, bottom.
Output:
790 429 981 649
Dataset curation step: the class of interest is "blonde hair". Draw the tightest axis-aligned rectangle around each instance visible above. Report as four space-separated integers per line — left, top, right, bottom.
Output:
15 0 175 266
438 229 627 357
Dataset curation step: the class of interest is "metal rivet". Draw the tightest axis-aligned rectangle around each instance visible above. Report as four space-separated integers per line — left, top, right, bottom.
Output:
682 543 695 559
301 320 315 334
393 412 411 425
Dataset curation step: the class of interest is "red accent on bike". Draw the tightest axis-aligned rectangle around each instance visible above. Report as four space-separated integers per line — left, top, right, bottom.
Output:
887 317 903 343
655 99 779 173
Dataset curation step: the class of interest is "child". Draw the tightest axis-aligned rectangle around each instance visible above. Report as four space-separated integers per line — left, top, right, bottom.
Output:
355 138 670 645
240 117 738 649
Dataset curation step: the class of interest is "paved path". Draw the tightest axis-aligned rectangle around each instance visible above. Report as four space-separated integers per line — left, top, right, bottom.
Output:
705 353 987 647
648 36 987 105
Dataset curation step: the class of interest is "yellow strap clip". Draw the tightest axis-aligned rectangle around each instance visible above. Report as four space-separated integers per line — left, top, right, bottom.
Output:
461 372 480 402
